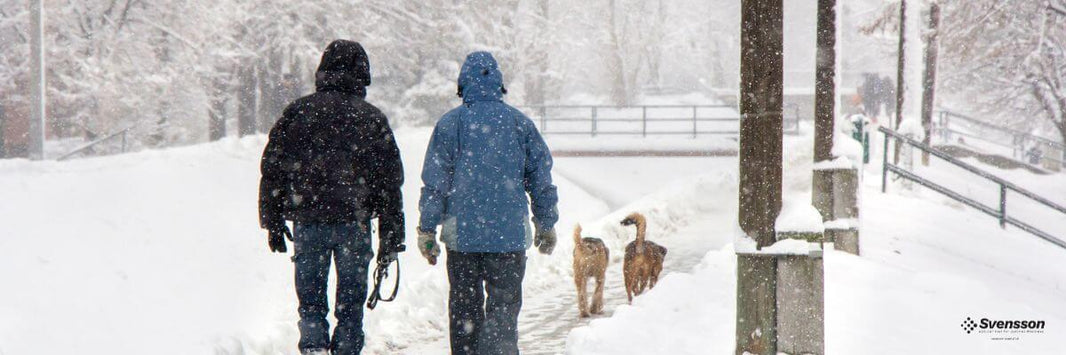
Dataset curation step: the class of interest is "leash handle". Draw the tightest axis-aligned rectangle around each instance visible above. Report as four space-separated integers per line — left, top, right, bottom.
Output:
366 259 400 310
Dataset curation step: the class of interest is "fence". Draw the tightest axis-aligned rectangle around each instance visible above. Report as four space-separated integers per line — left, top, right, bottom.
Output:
934 110 1065 167
880 126 1066 249
56 126 131 161
518 104 801 137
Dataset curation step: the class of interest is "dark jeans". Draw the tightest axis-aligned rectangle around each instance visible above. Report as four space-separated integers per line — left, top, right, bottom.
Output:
292 222 373 355
447 250 527 355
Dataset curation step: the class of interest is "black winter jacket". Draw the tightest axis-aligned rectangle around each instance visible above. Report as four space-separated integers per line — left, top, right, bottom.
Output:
258 40 404 252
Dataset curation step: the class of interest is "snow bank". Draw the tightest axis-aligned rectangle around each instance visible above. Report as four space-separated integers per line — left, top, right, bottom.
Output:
775 199 825 233
812 156 855 170
734 237 822 256
566 247 737 355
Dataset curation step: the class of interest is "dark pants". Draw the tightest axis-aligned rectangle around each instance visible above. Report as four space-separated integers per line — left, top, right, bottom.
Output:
293 222 373 355
447 250 527 355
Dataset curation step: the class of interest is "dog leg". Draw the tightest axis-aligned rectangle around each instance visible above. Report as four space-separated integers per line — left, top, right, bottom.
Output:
624 271 634 304
650 266 662 289
576 274 590 318
591 275 605 314
636 271 648 295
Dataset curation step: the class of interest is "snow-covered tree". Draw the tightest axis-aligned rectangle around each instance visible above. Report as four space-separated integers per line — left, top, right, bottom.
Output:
0 0 747 151
937 0 1066 145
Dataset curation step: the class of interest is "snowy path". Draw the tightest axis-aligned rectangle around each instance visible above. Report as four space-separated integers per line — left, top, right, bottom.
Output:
398 157 739 354
517 158 738 354
516 218 733 354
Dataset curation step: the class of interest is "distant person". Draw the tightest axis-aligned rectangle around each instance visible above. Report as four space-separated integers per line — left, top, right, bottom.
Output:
860 74 897 120
882 75 897 118
258 39 406 355
860 73 880 118
417 51 559 355
1028 146 1043 165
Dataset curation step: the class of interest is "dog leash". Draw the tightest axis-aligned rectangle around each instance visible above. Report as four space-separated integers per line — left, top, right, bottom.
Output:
366 257 400 310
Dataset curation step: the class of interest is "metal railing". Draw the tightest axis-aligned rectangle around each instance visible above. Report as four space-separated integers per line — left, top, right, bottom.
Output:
56 126 131 161
880 126 1066 249
935 110 1065 166
518 104 800 137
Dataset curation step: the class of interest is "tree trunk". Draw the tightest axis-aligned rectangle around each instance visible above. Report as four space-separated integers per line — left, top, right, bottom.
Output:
0 103 6 158
893 0 907 164
646 0 665 90
237 62 258 137
814 0 836 163
736 0 783 354
920 2 940 166
524 0 549 106
208 72 229 141
257 51 286 133
29 0 45 160
607 0 628 105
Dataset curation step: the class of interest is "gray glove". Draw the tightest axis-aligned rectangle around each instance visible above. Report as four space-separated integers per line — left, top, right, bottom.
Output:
418 228 441 265
534 227 557 255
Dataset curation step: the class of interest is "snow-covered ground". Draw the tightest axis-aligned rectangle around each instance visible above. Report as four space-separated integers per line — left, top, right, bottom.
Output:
566 125 1066 354
0 126 733 354
2 120 1065 355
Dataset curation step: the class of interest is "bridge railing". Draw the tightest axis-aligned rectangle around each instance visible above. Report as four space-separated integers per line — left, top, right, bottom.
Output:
934 110 1065 167
517 104 800 137
880 126 1066 249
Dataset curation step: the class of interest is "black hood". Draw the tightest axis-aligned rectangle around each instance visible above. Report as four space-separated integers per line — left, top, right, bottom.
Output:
315 40 371 95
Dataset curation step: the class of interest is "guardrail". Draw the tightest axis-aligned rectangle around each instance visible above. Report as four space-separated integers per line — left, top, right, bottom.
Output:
880 126 1066 249
56 127 131 161
935 110 1065 166
518 104 800 137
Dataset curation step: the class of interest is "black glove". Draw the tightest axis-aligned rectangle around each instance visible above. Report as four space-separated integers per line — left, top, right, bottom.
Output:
377 242 405 264
267 223 292 253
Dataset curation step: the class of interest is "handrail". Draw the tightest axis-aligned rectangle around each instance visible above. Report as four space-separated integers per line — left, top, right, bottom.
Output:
881 126 1066 213
56 126 132 161
880 126 1066 249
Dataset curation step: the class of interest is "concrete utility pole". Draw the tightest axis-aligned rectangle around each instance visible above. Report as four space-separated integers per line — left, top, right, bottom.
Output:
920 2 941 166
29 0 46 160
735 0 783 353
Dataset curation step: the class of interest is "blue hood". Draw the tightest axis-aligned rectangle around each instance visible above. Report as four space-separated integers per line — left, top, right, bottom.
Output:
458 51 505 103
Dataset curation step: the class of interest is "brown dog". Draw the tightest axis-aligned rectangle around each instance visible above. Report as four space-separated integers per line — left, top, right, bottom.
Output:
620 212 667 303
573 224 609 317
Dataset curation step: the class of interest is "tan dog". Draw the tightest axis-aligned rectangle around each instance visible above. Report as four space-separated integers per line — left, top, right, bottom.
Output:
573 224 609 317
620 212 667 303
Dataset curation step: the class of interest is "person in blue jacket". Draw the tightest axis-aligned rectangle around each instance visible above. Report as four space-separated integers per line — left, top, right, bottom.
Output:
417 51 558 355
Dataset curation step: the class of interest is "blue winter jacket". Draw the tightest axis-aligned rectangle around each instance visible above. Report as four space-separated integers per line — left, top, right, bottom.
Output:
418 52 559 253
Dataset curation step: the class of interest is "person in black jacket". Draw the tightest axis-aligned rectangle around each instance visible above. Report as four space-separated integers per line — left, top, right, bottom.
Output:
258 39 405 355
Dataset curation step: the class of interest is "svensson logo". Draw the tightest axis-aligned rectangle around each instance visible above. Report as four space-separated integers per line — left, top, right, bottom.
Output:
961 317 1046 334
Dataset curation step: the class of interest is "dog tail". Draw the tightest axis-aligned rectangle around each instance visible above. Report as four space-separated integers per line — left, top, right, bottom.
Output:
621 212 648 245
573 224 583 245
633 214 647 245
